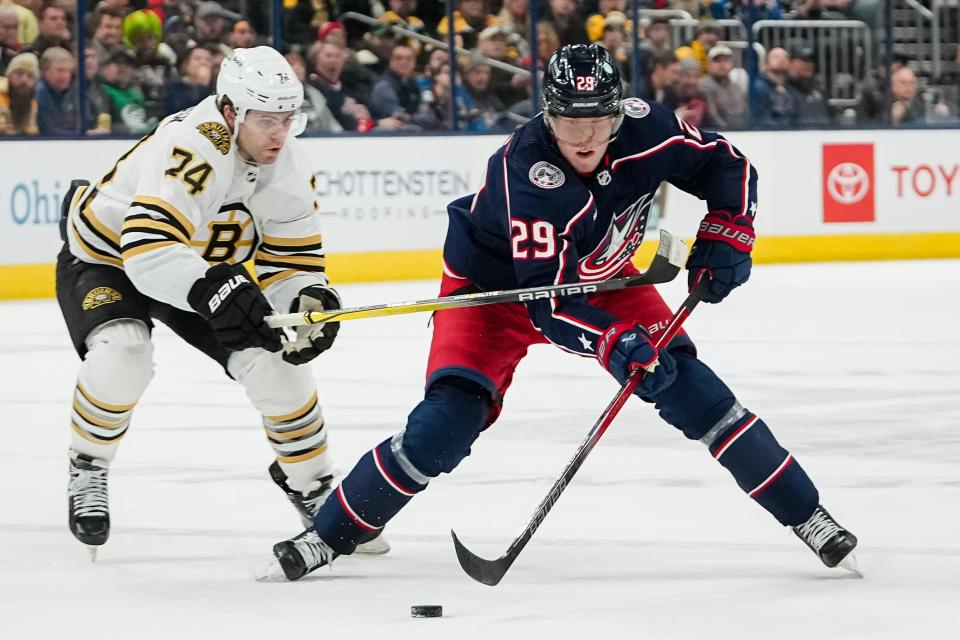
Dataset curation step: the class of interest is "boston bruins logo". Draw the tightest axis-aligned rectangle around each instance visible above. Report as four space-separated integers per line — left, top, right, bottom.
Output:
82 287 123 311
196 121 231 155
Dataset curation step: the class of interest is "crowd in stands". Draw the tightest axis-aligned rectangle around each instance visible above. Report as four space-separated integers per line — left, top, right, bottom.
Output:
0 0 956 137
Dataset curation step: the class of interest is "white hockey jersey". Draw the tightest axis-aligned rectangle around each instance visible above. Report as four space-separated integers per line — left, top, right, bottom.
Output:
65 95 327 314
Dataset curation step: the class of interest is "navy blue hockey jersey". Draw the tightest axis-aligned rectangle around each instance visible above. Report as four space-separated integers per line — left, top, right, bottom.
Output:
442 98 758 357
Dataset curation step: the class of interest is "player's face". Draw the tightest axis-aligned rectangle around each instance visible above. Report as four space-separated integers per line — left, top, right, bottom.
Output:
550 115 615 173
238 109 301 164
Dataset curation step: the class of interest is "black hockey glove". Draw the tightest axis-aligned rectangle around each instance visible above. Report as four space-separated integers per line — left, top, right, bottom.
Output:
282 284 342 365
188 263 282 353
686 211 755 304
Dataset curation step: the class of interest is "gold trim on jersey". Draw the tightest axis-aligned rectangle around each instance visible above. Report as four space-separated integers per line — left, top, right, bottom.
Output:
261 234 323 248
70 221 123 266
122 240 179 261
79 198 122 248
76 382 137 413
121 217 191 246
131 195 197 237
265 418 324 442
266 392 318 423
254 251 326 269
101 131 155 186
257 269 299 289
276 444 328 464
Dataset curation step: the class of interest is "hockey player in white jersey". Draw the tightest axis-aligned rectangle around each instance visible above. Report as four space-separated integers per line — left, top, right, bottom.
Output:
56 46 387 558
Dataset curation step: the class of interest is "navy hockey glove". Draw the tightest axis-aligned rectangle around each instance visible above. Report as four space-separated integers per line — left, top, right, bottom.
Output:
598 322 677 396
282 285 342 365
687 211 755 304
188 263 282 353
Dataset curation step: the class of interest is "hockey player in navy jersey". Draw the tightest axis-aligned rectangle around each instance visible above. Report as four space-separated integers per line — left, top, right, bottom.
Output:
263 44 858 580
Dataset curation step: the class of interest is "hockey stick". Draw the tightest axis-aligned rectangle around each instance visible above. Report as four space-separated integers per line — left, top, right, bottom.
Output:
264 229 687 328
450 277 710 586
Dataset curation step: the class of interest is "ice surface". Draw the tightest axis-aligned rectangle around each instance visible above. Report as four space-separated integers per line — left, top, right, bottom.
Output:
1 260 958 638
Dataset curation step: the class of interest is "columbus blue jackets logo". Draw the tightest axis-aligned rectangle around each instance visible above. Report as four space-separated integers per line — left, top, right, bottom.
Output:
578 193 654 281
528 161 565 189
622 98 651 119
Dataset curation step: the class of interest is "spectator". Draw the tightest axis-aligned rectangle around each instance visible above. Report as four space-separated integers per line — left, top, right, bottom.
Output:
675 23 719 74
0 4 19 75
227 19 257 50
600 12 631 87
547 0 588 46
98 47 157 134
477 25 527 108
699 44 747 129
786 47 830 125
0 0 37 48
889 66 949 125
82 44 111 133
497 0 529 58
284 50 342 133
89 5 124 62
669 58 707 127
36 46 81 134
461 58 506 130
317 21 347 48
24 3 71 56
752 46 799 126
437 0 498 48
710 0 783 20
640 17 673 60
0 51 39 134
640 51 679 104
856 52 909 123
125 9 174 122
164 45 212 115
672 0 706 18
369 43 421 128
586 0 632 43
309 41 373 131
193 1 239 53
379 0 425 34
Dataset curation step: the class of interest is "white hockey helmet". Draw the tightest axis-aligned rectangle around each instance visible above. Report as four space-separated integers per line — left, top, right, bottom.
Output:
217 46 306 135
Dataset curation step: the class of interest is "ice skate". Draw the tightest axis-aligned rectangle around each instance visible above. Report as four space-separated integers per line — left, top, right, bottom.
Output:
268 461 390 555
793 505 860 576
258 528 338 582
68 452 110 561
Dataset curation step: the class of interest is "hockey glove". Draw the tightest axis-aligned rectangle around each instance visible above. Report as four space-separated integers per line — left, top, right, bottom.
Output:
687 211 755 304
598 322 677 397
188 263 282 353
282 285 342 365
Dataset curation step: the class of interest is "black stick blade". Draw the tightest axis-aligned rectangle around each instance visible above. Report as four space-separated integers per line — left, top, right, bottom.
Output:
451 530 513 586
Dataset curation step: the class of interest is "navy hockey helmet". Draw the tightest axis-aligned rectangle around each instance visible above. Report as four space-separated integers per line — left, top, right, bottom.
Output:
542 44 623 119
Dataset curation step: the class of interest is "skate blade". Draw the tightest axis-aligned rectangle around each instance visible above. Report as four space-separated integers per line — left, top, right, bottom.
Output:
838 551 863 578
355 535 390 555
87 545 99 563
255 558 289 583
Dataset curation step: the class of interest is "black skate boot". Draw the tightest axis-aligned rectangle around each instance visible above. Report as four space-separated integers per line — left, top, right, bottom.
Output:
68 452 110 559
793 505 859 574
268 461 390 555
262 529 339 581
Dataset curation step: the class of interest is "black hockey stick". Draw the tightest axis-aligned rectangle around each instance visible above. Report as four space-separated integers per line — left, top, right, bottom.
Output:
451 277 710 586
265 229 687 327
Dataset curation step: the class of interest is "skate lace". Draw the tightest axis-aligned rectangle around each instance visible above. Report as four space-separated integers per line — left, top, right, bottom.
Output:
69 465 109 518
796 508 840 552
294 531 335 570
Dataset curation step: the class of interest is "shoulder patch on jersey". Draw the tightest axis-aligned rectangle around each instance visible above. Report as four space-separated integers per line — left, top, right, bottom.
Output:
529 161 565 189
82 287 123 311
622 98 651 119
196 121 231 155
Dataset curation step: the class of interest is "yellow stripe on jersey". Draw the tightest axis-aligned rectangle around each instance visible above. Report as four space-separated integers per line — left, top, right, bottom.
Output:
262 234 323 248
266 392 318 423
131 195 197 237
254 251 326 269
70 221 123 266
122 240 180 261
79 200 122 247
276 444 328 464
265 418 324 442
121 217 191 246
72 400 126 430
76 383 136 412
257 269 300 289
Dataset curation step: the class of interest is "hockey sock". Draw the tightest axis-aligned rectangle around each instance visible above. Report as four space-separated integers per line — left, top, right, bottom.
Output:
702 405 819 526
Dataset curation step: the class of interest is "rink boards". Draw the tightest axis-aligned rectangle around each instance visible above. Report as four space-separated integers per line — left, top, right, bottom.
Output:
1 127 958 299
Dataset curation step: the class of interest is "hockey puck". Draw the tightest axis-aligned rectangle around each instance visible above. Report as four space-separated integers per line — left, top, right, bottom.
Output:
411 605 442 618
